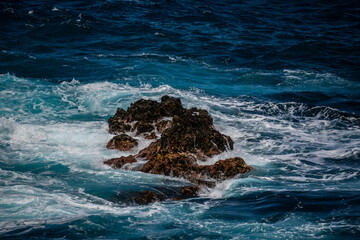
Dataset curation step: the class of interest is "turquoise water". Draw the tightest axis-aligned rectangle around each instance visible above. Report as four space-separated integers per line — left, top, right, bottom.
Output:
1 73 359 239
1 0 360 239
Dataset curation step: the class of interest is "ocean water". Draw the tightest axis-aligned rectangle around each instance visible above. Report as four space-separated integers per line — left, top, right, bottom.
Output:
1 0 360 239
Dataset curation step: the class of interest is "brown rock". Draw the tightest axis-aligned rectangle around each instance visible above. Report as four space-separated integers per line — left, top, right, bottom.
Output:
134 121 155 135
106 134 138 151
108 108 132 134
113 107 128 120
141 152 198 177
107 96 184 135
108 122 131 134
144 132 157 140
155 120 171 133
127 99 162 122
140 152 215 187
104 155 137 169
205 157 253 181
137 108 233 160
105 96 253 201
136 141 161 159
160 95 185 117
159 108 233 157
140 153 252 187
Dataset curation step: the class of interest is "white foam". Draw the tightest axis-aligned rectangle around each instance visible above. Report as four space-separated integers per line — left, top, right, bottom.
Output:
2 76 358 172
281 69 354 89
1 73 360 202
201 179 234 198
0 184 144 235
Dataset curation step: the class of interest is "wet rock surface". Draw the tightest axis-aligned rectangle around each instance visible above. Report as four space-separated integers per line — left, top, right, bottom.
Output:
206 157 253 181
104 96 253 203
155 120 171 133
106 134 138 151
114 186 201 205
141 152 198 179
104 155 137 169
133 121 155 135
157 107 234 157
144 132 157 140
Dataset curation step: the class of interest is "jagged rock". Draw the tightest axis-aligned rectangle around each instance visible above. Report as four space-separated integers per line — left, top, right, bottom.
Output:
159 95 185 117
160 108 234 157
205 157 253 181
140 152 252 187
141 152 198 177
137 108 233 160
108 115 131 135
138 149 211 186
133 121 155 135
107 100 159 135
127 99 162 122
133 190 164 204
108 96 184 136
104 155 137 169
155 120 171 133
105 96 253 203
144 132 157 140
113 107 128 120
106 134 138 151
136 141 160 160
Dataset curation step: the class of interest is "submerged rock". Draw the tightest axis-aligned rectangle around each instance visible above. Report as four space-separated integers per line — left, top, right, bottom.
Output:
104 95 253 203
132 185 200 204
133 190 164 204
179 185 200 197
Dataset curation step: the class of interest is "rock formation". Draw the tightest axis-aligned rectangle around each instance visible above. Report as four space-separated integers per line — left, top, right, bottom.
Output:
106 134 138 151
104 155 137 169
105 96 253 203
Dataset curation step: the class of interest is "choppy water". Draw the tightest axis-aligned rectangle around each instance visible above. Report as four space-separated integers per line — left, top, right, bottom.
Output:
1 0 360 239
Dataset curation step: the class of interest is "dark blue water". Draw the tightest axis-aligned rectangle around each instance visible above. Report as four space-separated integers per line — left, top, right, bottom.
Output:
1 0 360 239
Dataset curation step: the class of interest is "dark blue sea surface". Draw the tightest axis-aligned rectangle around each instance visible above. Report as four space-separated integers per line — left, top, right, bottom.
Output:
1 0 360 239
